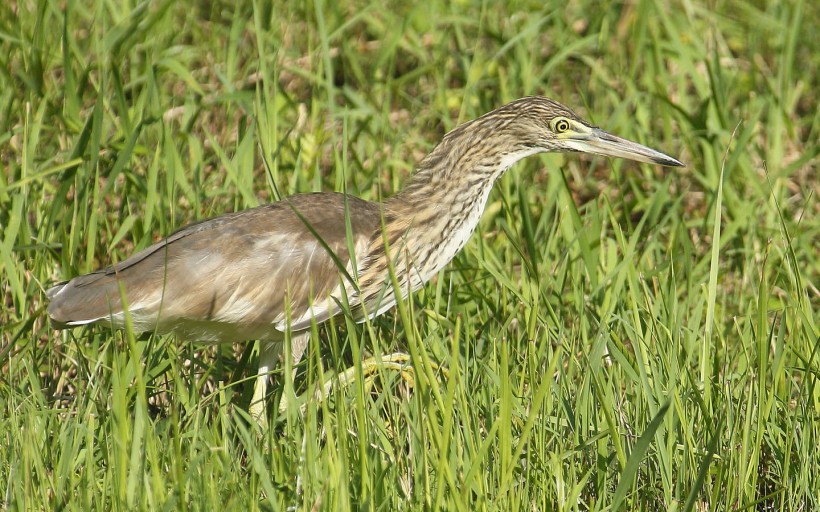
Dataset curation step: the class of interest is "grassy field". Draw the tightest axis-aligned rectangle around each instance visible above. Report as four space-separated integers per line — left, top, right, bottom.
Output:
1 0 818 509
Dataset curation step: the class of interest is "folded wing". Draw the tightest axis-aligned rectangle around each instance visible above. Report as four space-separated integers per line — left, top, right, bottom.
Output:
47 193 382 342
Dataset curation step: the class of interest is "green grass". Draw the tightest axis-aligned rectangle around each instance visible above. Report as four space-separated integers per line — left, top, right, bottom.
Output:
1 0 818 509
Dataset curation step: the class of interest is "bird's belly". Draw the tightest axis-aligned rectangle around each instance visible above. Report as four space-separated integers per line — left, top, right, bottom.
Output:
92 308 286 343
163 318 285 343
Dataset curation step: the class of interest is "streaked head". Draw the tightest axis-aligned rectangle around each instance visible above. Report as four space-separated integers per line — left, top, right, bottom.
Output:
464 96 684 168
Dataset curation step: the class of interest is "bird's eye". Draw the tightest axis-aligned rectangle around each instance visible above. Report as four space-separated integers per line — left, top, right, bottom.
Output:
553 118 571 133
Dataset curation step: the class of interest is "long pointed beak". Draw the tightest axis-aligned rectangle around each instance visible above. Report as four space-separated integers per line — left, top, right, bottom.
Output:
568 128 684 167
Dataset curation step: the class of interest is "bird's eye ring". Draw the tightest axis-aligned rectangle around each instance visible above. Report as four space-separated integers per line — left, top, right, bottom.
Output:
553 118 571 133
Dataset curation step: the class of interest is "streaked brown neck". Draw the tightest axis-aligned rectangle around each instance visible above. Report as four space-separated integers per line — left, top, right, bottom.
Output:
382 116 542 283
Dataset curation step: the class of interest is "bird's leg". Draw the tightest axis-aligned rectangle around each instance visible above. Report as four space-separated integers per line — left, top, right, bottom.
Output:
278 332 310 413
249 333 311 428
249 340 283 428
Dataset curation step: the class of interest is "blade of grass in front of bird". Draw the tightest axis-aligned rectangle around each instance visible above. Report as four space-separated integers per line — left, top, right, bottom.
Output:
611 401 671 510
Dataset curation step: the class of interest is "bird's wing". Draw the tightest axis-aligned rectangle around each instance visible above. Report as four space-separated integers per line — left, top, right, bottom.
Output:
47 193 382 342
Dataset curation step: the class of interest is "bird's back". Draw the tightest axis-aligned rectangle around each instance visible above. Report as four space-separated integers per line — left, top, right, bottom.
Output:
47 193 382 342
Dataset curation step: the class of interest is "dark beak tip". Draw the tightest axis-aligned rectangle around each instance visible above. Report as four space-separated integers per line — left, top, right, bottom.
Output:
656 156 685 168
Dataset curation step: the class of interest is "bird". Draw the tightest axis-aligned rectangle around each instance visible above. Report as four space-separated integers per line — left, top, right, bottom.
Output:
46 96 684 423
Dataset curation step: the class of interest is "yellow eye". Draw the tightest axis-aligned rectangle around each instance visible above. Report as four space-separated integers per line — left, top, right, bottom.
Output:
553 118 571 133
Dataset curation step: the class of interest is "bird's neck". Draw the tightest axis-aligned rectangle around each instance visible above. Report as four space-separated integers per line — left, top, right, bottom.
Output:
383 135 541 284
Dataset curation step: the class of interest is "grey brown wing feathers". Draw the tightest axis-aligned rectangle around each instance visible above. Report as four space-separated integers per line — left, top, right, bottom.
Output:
46 193 383 342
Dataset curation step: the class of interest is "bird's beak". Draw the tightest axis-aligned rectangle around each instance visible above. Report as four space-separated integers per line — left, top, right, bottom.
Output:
566 128 684 167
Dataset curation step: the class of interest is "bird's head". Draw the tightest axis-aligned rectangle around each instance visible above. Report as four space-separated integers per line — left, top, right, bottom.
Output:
470 96 684 168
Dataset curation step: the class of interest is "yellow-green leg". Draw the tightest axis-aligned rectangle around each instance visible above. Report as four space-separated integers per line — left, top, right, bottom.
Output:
249 333 311 428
